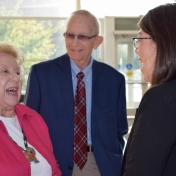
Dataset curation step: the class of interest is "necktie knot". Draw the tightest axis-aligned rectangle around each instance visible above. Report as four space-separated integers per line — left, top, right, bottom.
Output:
77 71 84 79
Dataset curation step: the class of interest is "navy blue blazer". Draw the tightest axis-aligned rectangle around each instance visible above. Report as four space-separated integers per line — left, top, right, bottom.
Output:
24 54 128 176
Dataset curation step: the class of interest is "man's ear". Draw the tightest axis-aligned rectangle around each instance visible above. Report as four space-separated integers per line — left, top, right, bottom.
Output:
93 36 103 49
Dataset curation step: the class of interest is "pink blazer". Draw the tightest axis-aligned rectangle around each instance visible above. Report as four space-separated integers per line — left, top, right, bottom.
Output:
0 103 62 176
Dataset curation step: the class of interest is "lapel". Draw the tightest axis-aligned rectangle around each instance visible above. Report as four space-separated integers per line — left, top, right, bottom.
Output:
91 60 105 135
56 54 74 120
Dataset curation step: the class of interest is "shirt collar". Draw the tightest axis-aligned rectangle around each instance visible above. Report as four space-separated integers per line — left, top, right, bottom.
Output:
0 104 32 132
70 57 93 79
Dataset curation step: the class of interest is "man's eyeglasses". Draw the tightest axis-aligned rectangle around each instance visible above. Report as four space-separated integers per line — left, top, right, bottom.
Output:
63 32 97 42
132 37 151 48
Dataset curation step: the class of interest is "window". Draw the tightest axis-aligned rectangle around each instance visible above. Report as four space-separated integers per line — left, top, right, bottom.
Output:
0 0 174 103
0 0 106 92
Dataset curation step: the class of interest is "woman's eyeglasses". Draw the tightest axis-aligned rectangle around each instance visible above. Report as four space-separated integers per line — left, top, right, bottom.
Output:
63 32 97 42
132 37 151 48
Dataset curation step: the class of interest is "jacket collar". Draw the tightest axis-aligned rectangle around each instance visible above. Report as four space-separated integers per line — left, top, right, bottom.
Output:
14 104 33 128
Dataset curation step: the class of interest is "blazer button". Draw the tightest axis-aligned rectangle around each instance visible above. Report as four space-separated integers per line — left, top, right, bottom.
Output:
68 166 73 170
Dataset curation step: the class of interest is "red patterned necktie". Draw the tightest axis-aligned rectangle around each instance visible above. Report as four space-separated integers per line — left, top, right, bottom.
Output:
73 71 87 170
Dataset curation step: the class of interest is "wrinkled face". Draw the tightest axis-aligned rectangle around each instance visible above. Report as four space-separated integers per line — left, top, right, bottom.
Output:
135 30 157 83
64 14 103 69
0 53 22 109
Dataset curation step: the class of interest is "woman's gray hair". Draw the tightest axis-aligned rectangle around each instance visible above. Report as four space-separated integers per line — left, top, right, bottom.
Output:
0 42 24 66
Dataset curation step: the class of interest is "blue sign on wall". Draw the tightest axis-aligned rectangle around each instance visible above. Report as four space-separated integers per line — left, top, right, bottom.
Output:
126 63 133 70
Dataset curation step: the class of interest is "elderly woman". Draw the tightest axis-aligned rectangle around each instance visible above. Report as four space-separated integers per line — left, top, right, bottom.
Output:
0 42 61 176
121 3 176 176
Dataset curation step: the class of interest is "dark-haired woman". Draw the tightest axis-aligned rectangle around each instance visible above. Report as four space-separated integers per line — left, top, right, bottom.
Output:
121 3 176 176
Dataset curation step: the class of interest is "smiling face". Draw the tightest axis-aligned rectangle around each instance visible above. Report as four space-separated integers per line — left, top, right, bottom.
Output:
64 13 103 69
135 30 157 83
0 53 22 111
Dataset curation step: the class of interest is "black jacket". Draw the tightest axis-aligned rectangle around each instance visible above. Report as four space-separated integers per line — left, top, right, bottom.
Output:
121 79 176 176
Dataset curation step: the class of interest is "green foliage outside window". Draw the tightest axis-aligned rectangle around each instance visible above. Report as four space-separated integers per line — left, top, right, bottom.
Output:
0 1 66 91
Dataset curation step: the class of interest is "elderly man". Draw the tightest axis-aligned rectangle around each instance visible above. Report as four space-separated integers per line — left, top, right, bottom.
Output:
24 9 128 176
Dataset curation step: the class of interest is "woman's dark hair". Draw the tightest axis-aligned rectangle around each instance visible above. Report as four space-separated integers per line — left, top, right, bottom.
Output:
139 3 176 87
